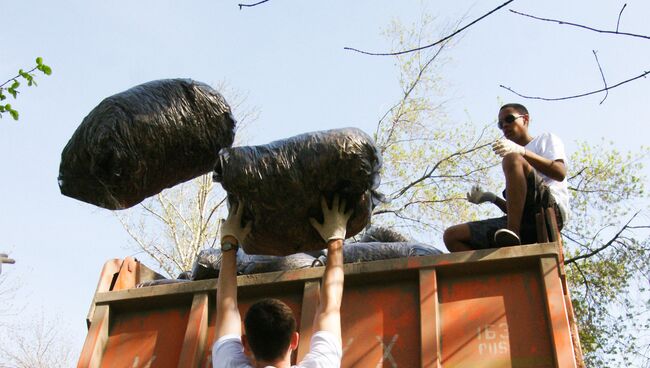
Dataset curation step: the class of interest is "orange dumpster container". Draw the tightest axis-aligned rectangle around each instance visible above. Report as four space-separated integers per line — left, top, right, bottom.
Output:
78 242 583 368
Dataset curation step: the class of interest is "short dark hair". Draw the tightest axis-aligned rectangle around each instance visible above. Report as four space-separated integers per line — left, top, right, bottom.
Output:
500 103 529 116
244 298 297 362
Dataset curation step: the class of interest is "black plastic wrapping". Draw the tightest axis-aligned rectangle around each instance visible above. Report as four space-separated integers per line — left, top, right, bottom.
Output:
58 79 236 210
359 226 409 243
214 128 383 255
338 242 442 264
190 248 320 280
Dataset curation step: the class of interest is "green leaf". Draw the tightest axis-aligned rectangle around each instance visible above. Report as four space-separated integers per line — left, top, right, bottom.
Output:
41 65 52 75
9 109 19 120
36 57 43 66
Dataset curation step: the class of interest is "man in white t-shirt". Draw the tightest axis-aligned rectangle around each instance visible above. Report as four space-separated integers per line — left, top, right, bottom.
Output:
444 103 570 251
212 195 351 367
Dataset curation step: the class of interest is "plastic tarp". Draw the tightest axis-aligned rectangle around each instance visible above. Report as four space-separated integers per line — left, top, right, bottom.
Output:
58 79 236 209
137 239 441 286
190 248 321 280
213 128 383 255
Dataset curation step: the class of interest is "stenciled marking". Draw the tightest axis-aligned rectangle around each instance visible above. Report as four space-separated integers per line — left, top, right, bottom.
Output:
342 337 355 355
476 323 510 355
375 334 399 368
132 355 156 368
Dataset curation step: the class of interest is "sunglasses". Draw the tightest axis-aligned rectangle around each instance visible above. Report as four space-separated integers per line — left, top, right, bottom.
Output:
497 114 526 129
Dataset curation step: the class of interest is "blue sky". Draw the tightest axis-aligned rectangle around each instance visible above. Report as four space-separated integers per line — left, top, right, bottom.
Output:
1 0 649 360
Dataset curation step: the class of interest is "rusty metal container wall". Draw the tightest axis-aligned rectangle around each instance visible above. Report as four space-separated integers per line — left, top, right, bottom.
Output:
100 306 190 367
78 244 580 368
438 269 554 367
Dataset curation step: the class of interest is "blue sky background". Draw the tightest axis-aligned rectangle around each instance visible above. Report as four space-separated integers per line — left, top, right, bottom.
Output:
1 0 649 360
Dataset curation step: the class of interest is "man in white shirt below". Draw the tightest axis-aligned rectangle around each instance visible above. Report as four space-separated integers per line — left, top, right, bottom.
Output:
444 103 570 251
212 195 352 367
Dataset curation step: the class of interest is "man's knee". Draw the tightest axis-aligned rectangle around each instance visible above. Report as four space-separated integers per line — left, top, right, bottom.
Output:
502 152 531 173
444 224 470 252
443 226 456 246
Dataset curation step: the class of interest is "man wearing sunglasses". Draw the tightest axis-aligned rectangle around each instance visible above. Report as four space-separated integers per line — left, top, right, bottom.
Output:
443 103 569 251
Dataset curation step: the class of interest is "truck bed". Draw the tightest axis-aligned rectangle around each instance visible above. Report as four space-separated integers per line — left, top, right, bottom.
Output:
78 243 581 368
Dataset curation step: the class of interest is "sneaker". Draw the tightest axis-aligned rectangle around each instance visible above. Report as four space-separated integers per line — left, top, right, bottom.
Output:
494 229 521 247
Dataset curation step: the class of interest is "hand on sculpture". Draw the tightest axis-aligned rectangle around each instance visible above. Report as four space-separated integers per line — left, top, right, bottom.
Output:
309 195 353 242
466 185 496 204
220 201 252 244
492 138 525 157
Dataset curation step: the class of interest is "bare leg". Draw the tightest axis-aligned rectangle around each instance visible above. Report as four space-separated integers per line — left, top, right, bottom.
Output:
502 153 533 236
443 224 474 252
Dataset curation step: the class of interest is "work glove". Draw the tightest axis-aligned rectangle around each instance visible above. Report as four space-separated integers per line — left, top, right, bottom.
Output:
309 195 353 242
220 201 252 244
466 185 496 204
492 138 525 157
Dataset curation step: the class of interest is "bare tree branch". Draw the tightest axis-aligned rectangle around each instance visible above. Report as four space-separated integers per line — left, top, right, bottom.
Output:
616 3 627 33
344 0 515 56
374 197 465 216
390 143 491 200
238 0 271 10
500 69 650 102
592 50 609 104
510 9 650 40
565 211 641 265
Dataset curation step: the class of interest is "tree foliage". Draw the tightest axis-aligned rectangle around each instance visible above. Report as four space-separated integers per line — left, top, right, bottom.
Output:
0 57 52 121
563 142 650 367
370 14 501 237
0 314 74 368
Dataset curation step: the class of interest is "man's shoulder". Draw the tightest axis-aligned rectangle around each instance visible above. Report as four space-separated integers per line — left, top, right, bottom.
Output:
295 331 342 367
535 132 562 141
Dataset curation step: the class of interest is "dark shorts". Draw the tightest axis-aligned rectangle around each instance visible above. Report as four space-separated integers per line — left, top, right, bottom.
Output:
466 171 564 250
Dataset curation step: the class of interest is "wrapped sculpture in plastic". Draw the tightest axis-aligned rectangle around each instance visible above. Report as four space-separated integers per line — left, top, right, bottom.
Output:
190 248 322 280
214 128 383 255
58 79 236 209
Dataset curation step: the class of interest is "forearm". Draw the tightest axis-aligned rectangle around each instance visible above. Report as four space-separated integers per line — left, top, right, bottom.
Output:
493 197 507 213
314 239 344 334
523 150 566 181
215 236 241 339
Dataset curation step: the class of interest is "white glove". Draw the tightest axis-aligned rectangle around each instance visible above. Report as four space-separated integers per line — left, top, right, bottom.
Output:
220 201 252 244
492 138 525 157
466 185 496 204
309 195 353 241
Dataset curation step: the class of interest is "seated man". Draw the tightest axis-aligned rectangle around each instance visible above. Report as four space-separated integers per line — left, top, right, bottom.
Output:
212 195 352 367
444 103 570 251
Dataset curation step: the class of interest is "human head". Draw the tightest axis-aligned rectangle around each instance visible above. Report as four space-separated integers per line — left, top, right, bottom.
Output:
498 103 531 144
499 103 529 117
243 298 298 362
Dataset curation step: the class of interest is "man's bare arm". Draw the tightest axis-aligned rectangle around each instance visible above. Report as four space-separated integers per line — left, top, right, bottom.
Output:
313 239 344 337
523 150 566 181
493 197 508 213
215 235 241 339
309 195 352 340
214 202 251 340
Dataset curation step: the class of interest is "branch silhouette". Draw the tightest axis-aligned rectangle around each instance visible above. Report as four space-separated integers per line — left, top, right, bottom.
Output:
344 0 515 56
238 0 271 10
510 9 650 40
500 69 650 102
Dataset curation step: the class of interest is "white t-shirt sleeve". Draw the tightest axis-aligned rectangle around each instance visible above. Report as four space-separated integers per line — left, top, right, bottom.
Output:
531 132 567 162
297 331 343 368
212 335 253 368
